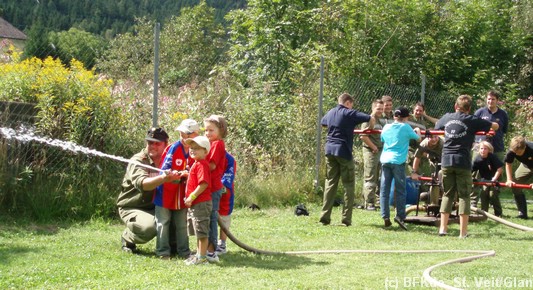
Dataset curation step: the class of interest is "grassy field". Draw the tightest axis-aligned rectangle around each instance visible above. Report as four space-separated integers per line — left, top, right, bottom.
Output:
1 200 533 289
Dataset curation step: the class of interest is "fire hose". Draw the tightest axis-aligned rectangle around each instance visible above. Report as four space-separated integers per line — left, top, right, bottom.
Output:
216 127 529 289
220 127 515 288
0 125 510 289
217 176 531 289
218 214 496 290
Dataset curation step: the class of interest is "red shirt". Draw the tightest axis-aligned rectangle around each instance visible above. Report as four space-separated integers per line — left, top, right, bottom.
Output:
208 139 226 192
186 159 211 206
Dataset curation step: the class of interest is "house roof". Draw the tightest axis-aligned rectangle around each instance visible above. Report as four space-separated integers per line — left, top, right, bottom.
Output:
0 17 27 40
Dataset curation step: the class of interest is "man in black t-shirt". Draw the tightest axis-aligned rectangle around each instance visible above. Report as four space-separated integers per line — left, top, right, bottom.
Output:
435 95 498 238
504 136 533 219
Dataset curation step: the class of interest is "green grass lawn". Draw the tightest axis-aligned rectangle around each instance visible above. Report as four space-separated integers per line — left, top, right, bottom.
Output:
1 200 533 289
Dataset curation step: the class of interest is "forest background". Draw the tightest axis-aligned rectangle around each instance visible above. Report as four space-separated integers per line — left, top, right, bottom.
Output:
1 0 533 220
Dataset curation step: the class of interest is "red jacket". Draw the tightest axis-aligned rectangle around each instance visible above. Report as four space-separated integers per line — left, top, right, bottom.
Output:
154 141 193 210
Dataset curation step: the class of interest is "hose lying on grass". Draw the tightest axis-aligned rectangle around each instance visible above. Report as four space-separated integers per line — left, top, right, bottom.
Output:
405 204 533 232
471 207 533 232
217 209 522 290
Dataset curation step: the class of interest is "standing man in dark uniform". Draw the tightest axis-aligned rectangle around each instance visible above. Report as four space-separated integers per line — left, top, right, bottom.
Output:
471 91 509 206
435 95 498 238
474 90 509 160
360 99 385 211
319 93 374 226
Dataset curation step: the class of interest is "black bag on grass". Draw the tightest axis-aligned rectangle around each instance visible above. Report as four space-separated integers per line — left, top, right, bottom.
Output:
295 203 309 216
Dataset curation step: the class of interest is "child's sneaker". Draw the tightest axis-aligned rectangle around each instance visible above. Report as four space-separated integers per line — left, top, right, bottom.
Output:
215 244 227 255
184 255 208 266
206 251 220 263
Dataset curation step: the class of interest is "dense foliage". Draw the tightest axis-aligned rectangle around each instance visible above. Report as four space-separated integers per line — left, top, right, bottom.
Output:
226 0 532 96
0 0 246 37
0 55 126 219
97 3 226 88
48 28 108 69
1 0 533 219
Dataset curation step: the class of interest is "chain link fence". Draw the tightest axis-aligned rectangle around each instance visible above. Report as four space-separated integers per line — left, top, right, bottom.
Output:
338 78 454 118
0 24 457 219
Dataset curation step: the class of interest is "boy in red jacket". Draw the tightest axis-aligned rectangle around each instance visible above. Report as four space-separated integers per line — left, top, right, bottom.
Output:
153 119 199 259
183 136 212 265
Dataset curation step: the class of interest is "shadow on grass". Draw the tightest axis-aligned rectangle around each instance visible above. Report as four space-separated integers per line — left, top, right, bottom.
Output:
365 223 416 232
2 224 61 235
124 248 325 270
0 213 82 234
216 251 325 270
0 244 44 266
407 213 533 241
0 220 63 266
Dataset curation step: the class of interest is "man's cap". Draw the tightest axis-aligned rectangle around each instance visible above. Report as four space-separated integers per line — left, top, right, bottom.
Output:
176 119 200 134
184 136 210 152
145 127 169 142
394 106 410 118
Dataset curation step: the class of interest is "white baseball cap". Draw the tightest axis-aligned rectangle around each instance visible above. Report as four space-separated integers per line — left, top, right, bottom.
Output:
176 119 200 134
184 136 210 152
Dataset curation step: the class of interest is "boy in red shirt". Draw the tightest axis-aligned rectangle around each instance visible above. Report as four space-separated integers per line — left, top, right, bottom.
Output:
183 136 212 265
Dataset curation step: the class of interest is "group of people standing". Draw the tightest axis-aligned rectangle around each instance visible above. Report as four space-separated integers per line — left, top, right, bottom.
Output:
320 91 533 238
116 116 236 265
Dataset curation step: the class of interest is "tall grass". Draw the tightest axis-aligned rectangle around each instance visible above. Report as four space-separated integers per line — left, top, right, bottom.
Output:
0 141 123 220
235 169 322 208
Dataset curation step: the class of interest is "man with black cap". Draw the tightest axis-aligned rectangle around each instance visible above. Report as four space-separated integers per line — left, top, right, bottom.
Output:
379 106 421 230
117 127 181 253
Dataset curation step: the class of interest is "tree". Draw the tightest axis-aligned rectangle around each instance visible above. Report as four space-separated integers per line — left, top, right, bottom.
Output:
96 17 156 82
97 2 226 87
416 0 523 95
23 23 52 60
48 28 108 69
160 0 226 87
512 0 533 96
225 0 529 97
226 0 332 94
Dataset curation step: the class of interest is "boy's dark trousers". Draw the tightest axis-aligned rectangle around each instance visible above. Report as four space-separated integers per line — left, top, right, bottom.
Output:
479 185 502 217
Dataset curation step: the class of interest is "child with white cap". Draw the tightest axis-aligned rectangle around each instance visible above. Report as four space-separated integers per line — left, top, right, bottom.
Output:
183 136 213 265
153 119 200 260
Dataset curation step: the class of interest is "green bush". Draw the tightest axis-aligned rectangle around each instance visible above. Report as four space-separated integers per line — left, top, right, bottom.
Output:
0 55 129 219
48 28 108 69
508 95 533 139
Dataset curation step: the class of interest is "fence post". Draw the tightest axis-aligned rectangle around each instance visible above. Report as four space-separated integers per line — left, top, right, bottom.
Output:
152 23 161 127
420 72 426 104
315 56 325 191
